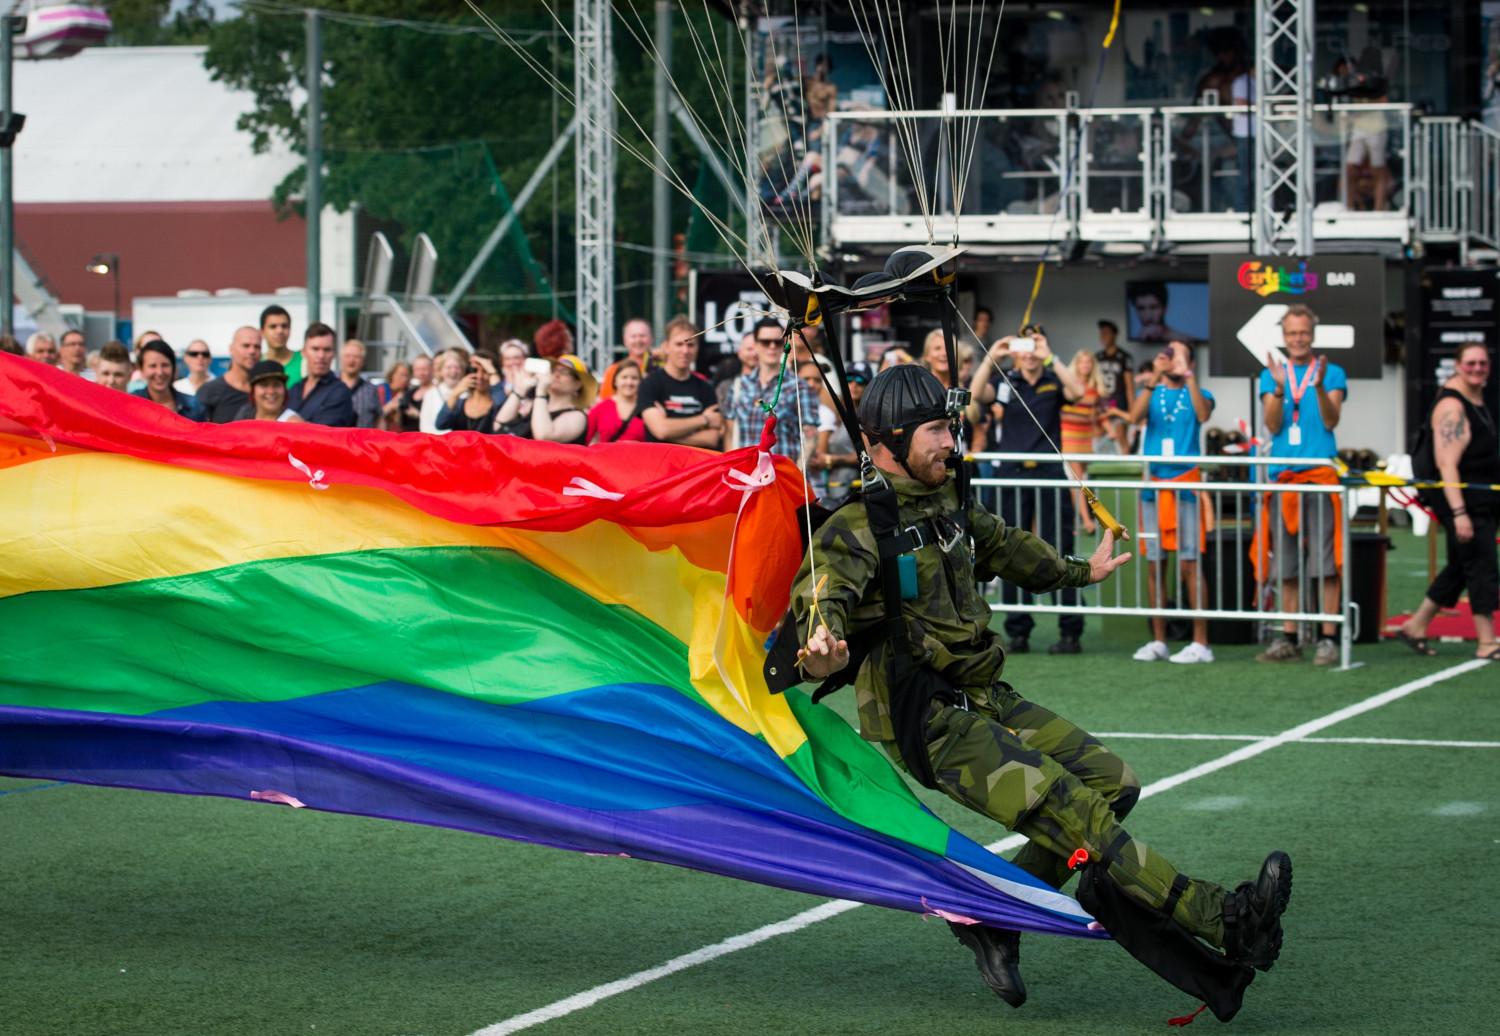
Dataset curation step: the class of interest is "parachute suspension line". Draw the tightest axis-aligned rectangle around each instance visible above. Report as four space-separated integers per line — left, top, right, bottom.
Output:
882 0 930 231
566 4 767 265
848 0 935 242
612 6 749 217
849 0 1010 246
942 0 968 234
787 328 831 656
1015 0 1123 334
759 4 818 266
794 298 867 504
720 3 797 266
950 1 1007 225
466 0 780 298
757 333 796 417
766 0 814 265
934 0 956 237
675 3 770 260
635 1 811 270
789 0 821 271
937 290 972 511
948 299 1126 538
461 1 573 102
690 304 783 348
679 2 787 270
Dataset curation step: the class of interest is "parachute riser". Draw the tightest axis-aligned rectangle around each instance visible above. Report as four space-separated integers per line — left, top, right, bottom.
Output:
787 294 885 494
936 290 971 512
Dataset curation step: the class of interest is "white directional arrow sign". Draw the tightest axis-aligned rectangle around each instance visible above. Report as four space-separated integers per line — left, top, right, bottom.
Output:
1236 303 1356 370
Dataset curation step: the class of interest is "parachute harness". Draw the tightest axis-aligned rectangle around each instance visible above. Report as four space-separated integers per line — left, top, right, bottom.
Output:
768 255 976 761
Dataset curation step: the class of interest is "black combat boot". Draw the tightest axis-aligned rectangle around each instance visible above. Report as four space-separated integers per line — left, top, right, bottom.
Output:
1223 850 1293 972
949 922 1026 1007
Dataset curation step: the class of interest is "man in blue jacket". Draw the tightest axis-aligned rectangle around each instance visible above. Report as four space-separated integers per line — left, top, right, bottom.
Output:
288 322 355 428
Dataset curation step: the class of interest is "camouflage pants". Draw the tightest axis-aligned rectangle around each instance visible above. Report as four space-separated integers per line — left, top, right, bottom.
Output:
909 689 1227 946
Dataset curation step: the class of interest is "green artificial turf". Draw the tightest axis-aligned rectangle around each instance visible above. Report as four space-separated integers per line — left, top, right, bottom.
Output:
5 521 1496 1035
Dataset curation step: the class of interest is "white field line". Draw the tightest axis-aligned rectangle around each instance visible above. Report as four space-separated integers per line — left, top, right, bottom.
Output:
469 657 1488 1036
1100 732 1500 749
1301 736 1500 748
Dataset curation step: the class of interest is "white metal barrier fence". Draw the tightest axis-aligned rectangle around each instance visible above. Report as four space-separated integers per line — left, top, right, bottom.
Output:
972 452 1356 669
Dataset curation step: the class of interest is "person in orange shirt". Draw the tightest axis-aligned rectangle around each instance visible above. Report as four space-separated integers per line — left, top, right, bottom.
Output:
601 318 655 399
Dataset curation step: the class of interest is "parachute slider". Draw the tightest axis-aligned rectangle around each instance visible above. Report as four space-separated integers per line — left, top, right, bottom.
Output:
760 244 967 322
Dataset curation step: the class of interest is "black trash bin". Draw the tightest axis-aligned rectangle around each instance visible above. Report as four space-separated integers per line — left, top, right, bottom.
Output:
1349 532 1390 644
1202 525 1258 645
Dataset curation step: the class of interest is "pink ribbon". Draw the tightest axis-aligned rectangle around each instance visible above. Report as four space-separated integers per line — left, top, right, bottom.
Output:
250 789 307 808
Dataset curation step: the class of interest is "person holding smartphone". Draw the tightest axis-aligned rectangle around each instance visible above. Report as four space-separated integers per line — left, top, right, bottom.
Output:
437 353 505 434
1130 339 1215 664
967 326 1091 655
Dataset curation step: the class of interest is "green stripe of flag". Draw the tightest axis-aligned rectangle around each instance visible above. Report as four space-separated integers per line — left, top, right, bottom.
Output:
0 546 695 716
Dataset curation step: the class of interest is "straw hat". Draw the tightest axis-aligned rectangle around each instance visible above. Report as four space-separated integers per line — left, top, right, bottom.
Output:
550 354 598 410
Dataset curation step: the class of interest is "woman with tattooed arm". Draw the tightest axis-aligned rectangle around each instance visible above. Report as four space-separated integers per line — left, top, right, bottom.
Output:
1397 342 1500 660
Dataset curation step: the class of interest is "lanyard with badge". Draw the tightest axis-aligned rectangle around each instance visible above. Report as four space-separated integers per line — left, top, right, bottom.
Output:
1283 359 1318 447
1156 386 1190 457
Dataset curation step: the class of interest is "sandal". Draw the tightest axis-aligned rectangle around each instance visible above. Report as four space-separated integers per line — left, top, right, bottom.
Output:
1477 646 1500 661
1393 629 1438 657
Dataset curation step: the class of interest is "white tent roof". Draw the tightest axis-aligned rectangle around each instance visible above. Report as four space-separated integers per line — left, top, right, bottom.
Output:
12 45 299 204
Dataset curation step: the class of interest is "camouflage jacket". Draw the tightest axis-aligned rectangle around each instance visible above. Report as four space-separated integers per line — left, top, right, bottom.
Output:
790 470 1091 743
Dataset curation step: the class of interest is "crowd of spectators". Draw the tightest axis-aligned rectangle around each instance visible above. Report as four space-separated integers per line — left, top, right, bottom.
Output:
9 309 822 459
9 298 1493 665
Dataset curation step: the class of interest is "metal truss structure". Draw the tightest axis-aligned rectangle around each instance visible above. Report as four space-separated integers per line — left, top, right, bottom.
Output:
574 0 615 372
1253 0 1315 256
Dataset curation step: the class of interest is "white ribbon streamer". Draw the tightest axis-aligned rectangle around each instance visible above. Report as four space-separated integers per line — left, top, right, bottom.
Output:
287 452 330 491
711 450 779 715
562 476 625 501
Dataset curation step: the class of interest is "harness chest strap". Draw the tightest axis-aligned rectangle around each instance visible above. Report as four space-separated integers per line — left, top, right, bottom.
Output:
876 512 971 558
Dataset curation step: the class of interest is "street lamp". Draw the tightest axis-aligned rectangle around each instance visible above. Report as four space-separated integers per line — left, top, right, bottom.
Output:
86 252 120 338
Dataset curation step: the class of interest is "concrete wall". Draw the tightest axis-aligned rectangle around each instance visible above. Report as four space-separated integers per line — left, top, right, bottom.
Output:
963 261 1407 459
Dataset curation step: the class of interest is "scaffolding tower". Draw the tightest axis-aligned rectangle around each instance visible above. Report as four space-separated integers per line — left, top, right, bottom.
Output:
574 0 615 371
1253 0 1315 256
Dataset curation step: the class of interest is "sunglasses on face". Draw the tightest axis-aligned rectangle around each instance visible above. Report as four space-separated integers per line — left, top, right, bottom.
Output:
756 337 782 346
186 351 210 359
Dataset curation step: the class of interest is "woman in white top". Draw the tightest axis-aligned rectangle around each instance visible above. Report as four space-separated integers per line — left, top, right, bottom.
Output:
420 348 470 434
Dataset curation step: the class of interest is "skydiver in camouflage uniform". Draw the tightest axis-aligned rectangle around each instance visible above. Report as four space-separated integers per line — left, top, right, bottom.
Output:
791 364 1291 1011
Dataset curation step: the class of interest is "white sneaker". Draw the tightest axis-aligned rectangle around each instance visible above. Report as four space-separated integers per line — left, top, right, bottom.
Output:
1133 640 1170 661
1170 642 1216 664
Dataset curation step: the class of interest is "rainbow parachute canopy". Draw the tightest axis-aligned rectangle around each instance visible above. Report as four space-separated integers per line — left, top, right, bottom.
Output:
0 355 1096 937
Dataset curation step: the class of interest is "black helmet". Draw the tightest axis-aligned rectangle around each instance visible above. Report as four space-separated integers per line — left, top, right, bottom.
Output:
859 363 948 461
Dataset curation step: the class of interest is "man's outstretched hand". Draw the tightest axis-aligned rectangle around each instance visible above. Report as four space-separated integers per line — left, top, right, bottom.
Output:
797 623 849 679
1087 529 1132 584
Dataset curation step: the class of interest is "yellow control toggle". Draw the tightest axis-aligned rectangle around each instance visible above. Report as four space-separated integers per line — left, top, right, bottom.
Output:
1084 487 1129 540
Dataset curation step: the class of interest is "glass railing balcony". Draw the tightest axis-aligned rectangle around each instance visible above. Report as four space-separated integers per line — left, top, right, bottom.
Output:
821 108 1070 244
822 102 1430 250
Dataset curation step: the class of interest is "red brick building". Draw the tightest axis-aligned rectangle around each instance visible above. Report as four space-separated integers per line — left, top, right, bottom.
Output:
13 45 351 319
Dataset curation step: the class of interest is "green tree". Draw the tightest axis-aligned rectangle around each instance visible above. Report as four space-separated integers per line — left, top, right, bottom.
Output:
104 0 215 46
203 2 739 325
